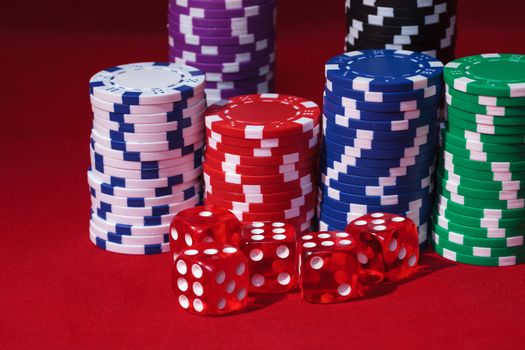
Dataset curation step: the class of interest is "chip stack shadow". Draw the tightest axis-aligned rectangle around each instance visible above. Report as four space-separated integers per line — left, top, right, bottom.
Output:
168 0 277 105
433 53 525 266
345 0 457 63
87 62 206 255
319 50 444 246
203 94 321 236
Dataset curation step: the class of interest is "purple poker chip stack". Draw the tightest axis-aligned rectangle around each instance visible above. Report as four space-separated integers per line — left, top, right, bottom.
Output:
168 0 277 105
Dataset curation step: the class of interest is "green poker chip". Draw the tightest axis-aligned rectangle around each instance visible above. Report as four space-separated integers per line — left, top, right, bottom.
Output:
432 230 525 258
437 174 525 202
446 86 525 108
434 203 525 229
439 158 525 182
446 113 525 135
442 139 525 162
438 184 525 210
437 194 525 220
444 54 525 98
433 212 524 239
446 93 525 117
432 222 524 248
443 150 525 172
433 240 525 266
446 124 525 144
441 130 525 154
438 167 525 192
447 105 525 126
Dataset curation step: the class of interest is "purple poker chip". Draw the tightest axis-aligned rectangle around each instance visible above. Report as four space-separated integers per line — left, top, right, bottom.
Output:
170 0 271 11
204 80 274 99
167 19 273 37
167 30 275 46
168 36 273 54
173 53 275 73
168 10 275 28
169 45 275 64
169 0 275 19
203 63 274 82
205 73 274 89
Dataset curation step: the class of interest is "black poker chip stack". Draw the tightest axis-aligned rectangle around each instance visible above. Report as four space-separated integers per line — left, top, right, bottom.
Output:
345 0 457 63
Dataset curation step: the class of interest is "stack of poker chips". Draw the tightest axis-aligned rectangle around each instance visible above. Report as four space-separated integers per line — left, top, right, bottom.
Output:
87 62 206 255
203 94 321 236
319 50 444 245
168 0 277 105
345 0 457 63
432 53 525 266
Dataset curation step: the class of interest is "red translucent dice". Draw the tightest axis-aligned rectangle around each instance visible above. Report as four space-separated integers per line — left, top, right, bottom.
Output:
346 213 419 283
172 243 249 315
169 205 241 254
298 231 359 303
240 221 297 293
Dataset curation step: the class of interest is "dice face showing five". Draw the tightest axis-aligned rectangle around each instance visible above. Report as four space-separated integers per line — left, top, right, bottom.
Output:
346 213 419 283
298 231 360 304
172 243 250 315
170 205 242 255
240 222 297 293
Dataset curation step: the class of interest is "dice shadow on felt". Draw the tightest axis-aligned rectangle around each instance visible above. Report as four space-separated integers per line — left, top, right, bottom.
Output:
204 294 287 317
355 249 456 302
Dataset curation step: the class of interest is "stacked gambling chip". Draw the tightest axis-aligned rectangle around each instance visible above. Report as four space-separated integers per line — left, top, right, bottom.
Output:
319 50 444 245
345 0 457 63
87 62 206 255
432 53 525 266
168 0 277 105
203 94 321 236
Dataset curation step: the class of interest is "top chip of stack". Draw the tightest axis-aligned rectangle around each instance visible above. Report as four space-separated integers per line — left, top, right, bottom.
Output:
203 94 321 235
168 0 277 105
345 0 457 63
432 53 525 266
319 50 445 245
87 62 207 255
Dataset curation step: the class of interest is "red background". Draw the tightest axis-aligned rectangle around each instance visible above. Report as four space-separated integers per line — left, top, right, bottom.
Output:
2 1 525 349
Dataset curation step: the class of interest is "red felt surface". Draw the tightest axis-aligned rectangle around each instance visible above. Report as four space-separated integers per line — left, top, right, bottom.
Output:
2 1 525 349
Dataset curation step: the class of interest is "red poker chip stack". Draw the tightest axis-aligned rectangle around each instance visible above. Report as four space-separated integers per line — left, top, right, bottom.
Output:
203 94 321 235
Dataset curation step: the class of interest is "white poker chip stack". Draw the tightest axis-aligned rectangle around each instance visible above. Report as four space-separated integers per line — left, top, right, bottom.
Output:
87 62 206 255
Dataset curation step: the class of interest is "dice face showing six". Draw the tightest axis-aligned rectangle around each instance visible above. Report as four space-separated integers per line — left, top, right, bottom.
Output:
298 232 360 304
172 243 250 315
170 205 242 255
240 222 297 293
346 213 420 283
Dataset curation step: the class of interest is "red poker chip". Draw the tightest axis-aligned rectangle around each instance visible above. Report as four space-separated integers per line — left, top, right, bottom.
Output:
205 94 321 139
204 172 316 194
206 124 321 149
207 135 319 157
205 182 316 203
203 163 313 185
205 190 317 213
205 147 318 167
219 203 317 223
204 155 316 176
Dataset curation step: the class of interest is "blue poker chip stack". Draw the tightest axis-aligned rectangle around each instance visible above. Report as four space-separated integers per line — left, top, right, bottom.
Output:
87 62 206 255
318 50 445 245
167 0 277 105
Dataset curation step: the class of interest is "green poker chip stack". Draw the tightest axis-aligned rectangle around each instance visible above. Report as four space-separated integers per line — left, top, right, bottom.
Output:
433 53 525 266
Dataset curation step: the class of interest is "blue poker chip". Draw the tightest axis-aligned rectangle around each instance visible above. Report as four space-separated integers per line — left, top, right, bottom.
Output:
323 147 435 169
323 126 438 151
321 172 433 196
89 62 205 105
324 89 443 113
325 78 444 103
92 206 171 226
320 185 434 207
90 219 169 245
322 159 435 186
325 50 444 92
323 115 438 141
90 210 170 236
324 99 443 121
323 137 438 160
323 104 439 131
